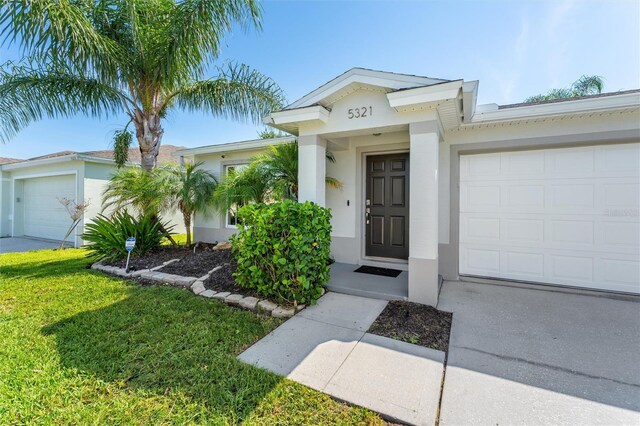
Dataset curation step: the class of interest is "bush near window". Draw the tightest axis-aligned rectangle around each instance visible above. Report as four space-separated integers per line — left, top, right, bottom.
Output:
231 200 332 305
83 212 174 261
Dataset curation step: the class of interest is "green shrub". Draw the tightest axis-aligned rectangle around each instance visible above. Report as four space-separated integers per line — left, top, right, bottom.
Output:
82 212 174 261
231 200 332 305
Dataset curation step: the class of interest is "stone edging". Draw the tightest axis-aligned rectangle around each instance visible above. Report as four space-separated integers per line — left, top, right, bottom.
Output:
91 260 301 318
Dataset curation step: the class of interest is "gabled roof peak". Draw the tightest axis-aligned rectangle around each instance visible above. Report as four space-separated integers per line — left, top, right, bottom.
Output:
285 67 452 110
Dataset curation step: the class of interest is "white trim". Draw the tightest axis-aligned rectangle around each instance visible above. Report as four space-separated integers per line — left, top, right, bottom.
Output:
386 80 462 111
0 153 136 171
176 136 294 157
266 105 330 126
2 155 78 170
461 81 479 123
471 91 640 123
222 163 250 228
11 170 78 180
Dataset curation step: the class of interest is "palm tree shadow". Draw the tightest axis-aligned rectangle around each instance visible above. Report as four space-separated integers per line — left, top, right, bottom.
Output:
41 287 281 421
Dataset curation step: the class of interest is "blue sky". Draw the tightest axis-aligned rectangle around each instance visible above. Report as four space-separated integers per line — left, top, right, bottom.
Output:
1 0 639 159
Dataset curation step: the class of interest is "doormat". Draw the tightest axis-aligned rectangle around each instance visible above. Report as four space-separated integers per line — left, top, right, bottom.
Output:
354 265 402 278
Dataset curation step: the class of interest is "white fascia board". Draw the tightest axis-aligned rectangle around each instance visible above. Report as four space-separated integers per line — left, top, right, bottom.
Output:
1 153 142 172
287 68 448 110
175 136 296 156
387 80 463 111
266 105 330 127
472 92 640 123
0 154 79 171
462 80 479 123
77 155 135 166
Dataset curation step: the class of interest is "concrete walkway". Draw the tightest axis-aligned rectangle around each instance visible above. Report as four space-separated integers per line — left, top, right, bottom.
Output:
238 292 445 425
0 237 65 253
438 280 640 425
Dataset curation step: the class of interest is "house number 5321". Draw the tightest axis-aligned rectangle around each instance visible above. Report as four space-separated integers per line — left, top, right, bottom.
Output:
347 106 372 119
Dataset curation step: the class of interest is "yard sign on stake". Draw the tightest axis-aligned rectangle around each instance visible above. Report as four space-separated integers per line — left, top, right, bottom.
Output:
125 237 136 272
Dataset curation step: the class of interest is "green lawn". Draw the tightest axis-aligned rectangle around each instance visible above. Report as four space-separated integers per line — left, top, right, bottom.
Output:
0 249 383 425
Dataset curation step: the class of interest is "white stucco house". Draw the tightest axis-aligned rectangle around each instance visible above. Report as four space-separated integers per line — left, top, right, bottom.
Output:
0 146 185 247
177 68 640 306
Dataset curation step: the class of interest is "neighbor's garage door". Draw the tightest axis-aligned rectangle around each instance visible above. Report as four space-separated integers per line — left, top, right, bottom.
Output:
23 175 75 241
459 143 640 294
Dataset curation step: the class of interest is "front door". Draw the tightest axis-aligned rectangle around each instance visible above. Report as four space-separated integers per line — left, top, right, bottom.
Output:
365 153 410 260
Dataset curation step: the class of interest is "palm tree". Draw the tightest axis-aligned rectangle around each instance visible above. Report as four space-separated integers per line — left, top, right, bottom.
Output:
164 162 218 246
102 167 173 216
101 166 178 244
255 142 343 200
524 75 604 103
212 161 271 213
0 1 285 170
213 141 342 212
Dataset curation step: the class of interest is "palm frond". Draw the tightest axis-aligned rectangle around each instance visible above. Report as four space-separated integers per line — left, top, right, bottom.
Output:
159 0 262 85
102 167 174 217
524 75 605 102
0 63 125 142
168 63 285 124
325 176 343 190
212 162 271 212
0 0 126 83
571 75 604 96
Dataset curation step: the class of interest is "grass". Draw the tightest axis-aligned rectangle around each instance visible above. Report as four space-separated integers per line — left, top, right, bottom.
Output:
0 249 384 425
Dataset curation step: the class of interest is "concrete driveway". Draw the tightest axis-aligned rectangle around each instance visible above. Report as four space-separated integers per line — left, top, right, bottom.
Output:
438 281 640 425
0 237 63 253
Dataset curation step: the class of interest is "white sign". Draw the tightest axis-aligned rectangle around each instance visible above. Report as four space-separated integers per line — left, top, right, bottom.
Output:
125 237 136 252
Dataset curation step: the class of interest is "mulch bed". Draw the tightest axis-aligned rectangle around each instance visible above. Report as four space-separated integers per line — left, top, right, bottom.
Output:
105 244 234 277
158 249 232 277
368 301 453 352
108 247 188 271
203 263 262 300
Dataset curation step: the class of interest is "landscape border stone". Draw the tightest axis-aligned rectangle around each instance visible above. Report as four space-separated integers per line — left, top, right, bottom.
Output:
91 258 303 319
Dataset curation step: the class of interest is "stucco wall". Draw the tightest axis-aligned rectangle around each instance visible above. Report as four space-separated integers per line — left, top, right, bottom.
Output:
191 148 267 243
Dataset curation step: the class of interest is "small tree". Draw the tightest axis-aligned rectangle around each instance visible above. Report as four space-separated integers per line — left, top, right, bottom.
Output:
164 162 218 246
57 197 90 249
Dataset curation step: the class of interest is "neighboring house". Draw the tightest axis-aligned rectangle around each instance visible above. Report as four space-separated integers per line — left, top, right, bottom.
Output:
178 68 640 306
0 145 185 247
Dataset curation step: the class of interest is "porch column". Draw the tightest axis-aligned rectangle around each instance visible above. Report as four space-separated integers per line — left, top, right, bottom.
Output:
298 135 326 206
409 121 440 306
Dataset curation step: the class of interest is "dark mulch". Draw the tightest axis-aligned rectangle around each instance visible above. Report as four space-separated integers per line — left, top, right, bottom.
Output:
202 263 262 300
368 301 453 352
158 249 233 277
108 247 188 270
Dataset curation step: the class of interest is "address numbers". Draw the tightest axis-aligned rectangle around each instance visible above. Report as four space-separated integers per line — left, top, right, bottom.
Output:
347 106 372 119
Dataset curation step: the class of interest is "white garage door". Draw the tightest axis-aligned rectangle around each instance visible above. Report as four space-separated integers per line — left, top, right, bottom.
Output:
459 143 640 294
23 175 76 241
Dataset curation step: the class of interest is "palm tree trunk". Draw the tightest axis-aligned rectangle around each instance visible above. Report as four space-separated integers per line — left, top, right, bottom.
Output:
183 212 192 246
134 112 164 172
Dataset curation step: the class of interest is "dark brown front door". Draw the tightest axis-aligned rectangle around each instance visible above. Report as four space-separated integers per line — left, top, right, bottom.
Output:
365 153 409 260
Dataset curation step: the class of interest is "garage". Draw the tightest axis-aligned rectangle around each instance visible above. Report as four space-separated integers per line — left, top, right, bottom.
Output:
459 142 640 294
22 174 76 241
